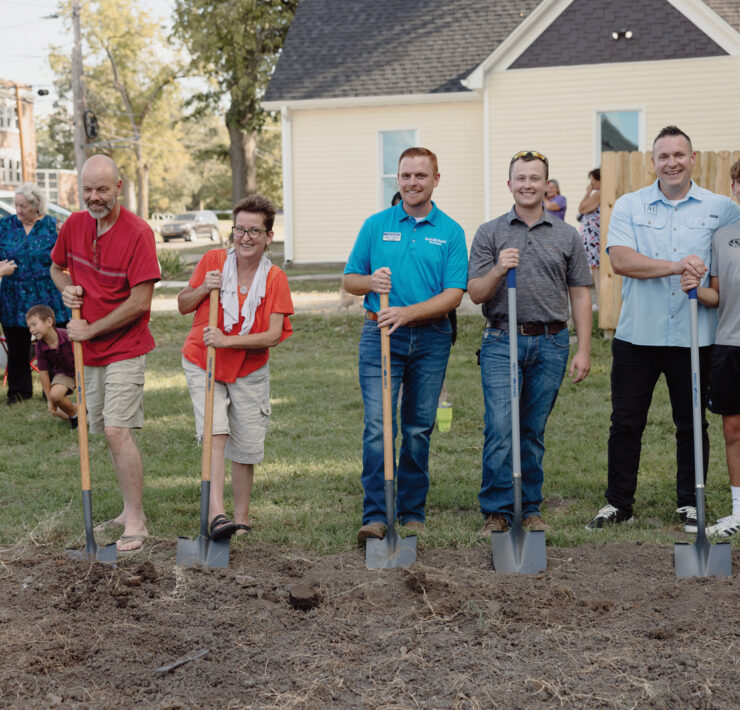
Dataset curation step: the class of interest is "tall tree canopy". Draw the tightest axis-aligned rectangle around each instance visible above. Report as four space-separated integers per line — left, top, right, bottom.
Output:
173 0 298 203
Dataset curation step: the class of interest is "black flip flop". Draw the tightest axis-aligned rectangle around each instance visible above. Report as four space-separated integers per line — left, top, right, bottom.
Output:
209 514 238 541
234 524 251 536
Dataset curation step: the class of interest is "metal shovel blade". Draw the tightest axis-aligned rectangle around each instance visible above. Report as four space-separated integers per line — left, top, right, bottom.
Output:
674 537 731 579
176 534 230 568
366 529 417 570
491 526 546 575
66 490 117 565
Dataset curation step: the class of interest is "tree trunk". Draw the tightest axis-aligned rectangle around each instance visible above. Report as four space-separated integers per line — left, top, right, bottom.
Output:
133 139 149 218
228 121 258 203
121 174 136 210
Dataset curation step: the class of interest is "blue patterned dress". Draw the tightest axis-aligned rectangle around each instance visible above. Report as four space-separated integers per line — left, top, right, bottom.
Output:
0 214 70 327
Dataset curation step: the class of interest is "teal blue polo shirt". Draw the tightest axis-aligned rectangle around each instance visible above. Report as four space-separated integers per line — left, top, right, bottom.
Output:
344 201 468 313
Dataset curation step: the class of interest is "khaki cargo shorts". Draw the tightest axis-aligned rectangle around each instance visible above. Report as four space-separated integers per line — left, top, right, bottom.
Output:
182 356 271 465
84 355 146 434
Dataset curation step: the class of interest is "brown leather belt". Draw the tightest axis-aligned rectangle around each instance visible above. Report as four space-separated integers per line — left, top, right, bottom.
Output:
486 320 567 336
365 311 448 328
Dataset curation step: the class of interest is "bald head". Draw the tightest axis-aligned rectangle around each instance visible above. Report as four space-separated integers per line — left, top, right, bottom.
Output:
81 155 121 220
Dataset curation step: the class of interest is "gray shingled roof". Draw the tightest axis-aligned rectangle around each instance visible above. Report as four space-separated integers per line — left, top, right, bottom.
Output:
265 0 740 102
263 0 541 101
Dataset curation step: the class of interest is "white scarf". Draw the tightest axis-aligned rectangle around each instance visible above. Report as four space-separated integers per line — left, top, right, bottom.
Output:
220 249 272 335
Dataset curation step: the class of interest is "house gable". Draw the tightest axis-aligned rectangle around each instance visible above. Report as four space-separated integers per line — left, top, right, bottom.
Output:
511 0 727 69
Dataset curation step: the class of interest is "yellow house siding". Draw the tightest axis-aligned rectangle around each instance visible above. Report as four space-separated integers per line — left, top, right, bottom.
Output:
290 101 483 264
486 56 740 229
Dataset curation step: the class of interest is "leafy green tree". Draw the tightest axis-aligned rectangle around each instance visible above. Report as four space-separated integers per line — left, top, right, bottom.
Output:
173 0 298 203
36 107 75 169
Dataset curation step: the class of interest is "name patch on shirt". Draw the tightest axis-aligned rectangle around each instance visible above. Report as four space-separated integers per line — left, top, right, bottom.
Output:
425 237 446 247
643 203 658 215
383 232 401 242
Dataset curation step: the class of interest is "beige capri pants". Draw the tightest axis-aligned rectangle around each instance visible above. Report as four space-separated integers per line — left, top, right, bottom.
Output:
182 355 271 464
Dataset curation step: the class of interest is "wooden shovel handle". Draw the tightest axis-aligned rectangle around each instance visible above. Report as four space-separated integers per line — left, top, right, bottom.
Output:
201 290 219 483
379 293 393 483
71 308 91 492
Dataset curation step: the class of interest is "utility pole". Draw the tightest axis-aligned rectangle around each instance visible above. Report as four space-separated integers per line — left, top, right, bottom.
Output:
14 85 28 182
71 0 87 204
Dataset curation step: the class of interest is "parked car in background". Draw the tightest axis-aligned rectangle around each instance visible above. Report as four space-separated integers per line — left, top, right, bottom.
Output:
159 210 220 242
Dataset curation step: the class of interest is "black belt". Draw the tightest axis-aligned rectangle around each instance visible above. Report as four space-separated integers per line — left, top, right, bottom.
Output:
486 320 567 336
366 311 448 328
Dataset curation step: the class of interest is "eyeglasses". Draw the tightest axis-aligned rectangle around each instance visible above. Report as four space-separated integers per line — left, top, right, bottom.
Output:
232 225 268 238
510 150 549 166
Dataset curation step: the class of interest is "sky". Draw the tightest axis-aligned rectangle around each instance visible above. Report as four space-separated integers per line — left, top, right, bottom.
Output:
0 0 174 116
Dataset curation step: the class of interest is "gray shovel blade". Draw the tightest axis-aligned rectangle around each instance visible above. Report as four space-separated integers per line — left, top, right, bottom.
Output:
491 529 546 574
67 541 117 565
674 539 732 579
366 532 417 570
176 534 230 568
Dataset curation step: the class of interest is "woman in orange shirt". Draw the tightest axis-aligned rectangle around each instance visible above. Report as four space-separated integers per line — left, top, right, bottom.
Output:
178 195 293 540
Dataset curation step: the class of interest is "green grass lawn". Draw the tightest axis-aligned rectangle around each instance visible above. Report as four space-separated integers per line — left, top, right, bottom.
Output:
2 313 736 553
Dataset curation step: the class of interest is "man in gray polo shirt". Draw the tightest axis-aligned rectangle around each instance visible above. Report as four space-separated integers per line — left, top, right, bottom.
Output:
468 150 592 534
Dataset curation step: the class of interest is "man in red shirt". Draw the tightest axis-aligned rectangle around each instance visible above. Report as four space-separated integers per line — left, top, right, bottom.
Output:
50 155 160 552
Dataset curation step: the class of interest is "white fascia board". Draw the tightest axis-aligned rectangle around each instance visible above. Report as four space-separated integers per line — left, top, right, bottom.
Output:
462 0 575 90
262 91 481 112
665 0 740 54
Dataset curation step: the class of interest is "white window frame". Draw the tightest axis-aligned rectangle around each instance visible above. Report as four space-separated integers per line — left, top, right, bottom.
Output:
594 108 645 164
377 128 419 210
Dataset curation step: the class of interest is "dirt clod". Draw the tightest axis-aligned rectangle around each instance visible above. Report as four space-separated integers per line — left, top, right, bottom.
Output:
287 583 320 610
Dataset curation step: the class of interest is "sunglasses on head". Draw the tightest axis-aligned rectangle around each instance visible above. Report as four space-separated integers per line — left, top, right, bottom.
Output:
510 150 549 165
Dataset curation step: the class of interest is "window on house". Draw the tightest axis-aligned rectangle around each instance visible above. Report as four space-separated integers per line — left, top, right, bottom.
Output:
598 110 641 154
380 129 417 208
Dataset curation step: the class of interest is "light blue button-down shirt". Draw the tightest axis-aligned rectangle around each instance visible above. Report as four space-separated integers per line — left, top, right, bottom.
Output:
607 180 740 346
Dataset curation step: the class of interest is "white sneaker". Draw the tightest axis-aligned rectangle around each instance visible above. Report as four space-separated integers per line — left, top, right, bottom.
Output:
706 515 740 538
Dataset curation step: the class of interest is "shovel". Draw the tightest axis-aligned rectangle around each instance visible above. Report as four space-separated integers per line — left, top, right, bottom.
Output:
491 268 547 574
366 292 417 569
674 288 731 578
177 290 230 568
66 307 117 564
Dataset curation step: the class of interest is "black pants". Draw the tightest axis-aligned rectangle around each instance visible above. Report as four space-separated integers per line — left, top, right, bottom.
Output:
606 338 711 515
2 325 33 402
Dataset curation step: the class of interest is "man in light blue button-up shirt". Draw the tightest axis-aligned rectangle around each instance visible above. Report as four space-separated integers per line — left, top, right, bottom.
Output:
587 126 740 532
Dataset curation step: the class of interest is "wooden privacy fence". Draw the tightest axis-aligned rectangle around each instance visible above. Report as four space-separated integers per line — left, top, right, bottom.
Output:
598 149 740 334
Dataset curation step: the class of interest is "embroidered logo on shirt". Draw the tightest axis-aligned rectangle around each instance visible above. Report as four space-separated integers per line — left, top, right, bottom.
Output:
425 237 446 246
643 204 658 215
729 238 740 248
383 232 401 242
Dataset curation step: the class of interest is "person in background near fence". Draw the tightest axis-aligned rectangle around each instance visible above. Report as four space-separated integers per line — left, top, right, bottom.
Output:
26 304 78 429
678 159 740 537
544 179 566 220
50 155 160 552
0 182 69 405
343 146 468 544
468 150 592 535
578 168 601 311
178 195 293 541
587 126 740 532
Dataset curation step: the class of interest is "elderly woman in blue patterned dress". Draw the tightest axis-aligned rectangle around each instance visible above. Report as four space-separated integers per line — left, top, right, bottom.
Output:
0 183 69 405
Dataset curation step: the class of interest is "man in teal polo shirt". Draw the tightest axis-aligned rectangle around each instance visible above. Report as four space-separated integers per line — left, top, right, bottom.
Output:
587 125 740 531
343 146 468 544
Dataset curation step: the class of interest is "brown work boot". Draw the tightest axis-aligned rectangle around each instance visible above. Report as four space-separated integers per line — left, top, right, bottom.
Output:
479 513 509 536
357 522 386 545
400 520 426 537
523 515 552 532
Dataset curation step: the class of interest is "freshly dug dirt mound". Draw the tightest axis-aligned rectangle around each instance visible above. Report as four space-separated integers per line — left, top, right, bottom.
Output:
0 541 737 708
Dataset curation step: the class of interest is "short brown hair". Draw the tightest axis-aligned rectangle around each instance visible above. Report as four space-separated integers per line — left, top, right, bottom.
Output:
730 159 740 184
233 194 277 232
653 125 692 150
398 147 439 175
26 304 55 325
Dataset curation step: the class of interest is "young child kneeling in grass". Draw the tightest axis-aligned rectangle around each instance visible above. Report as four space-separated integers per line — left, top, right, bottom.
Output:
26 304 78 429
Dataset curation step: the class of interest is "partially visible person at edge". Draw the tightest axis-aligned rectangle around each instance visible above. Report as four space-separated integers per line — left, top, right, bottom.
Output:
678 158 740 538
50 155 160 553
26 304 78 429
586 126 740 532
468 150 592 535
544 179 567 220
0 182 69 405
578 168 601 310
178 194 293 541
343 146 468 544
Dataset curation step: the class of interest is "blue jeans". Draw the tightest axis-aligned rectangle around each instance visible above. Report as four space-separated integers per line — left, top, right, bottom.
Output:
359 318 451 525
479 326 570 521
